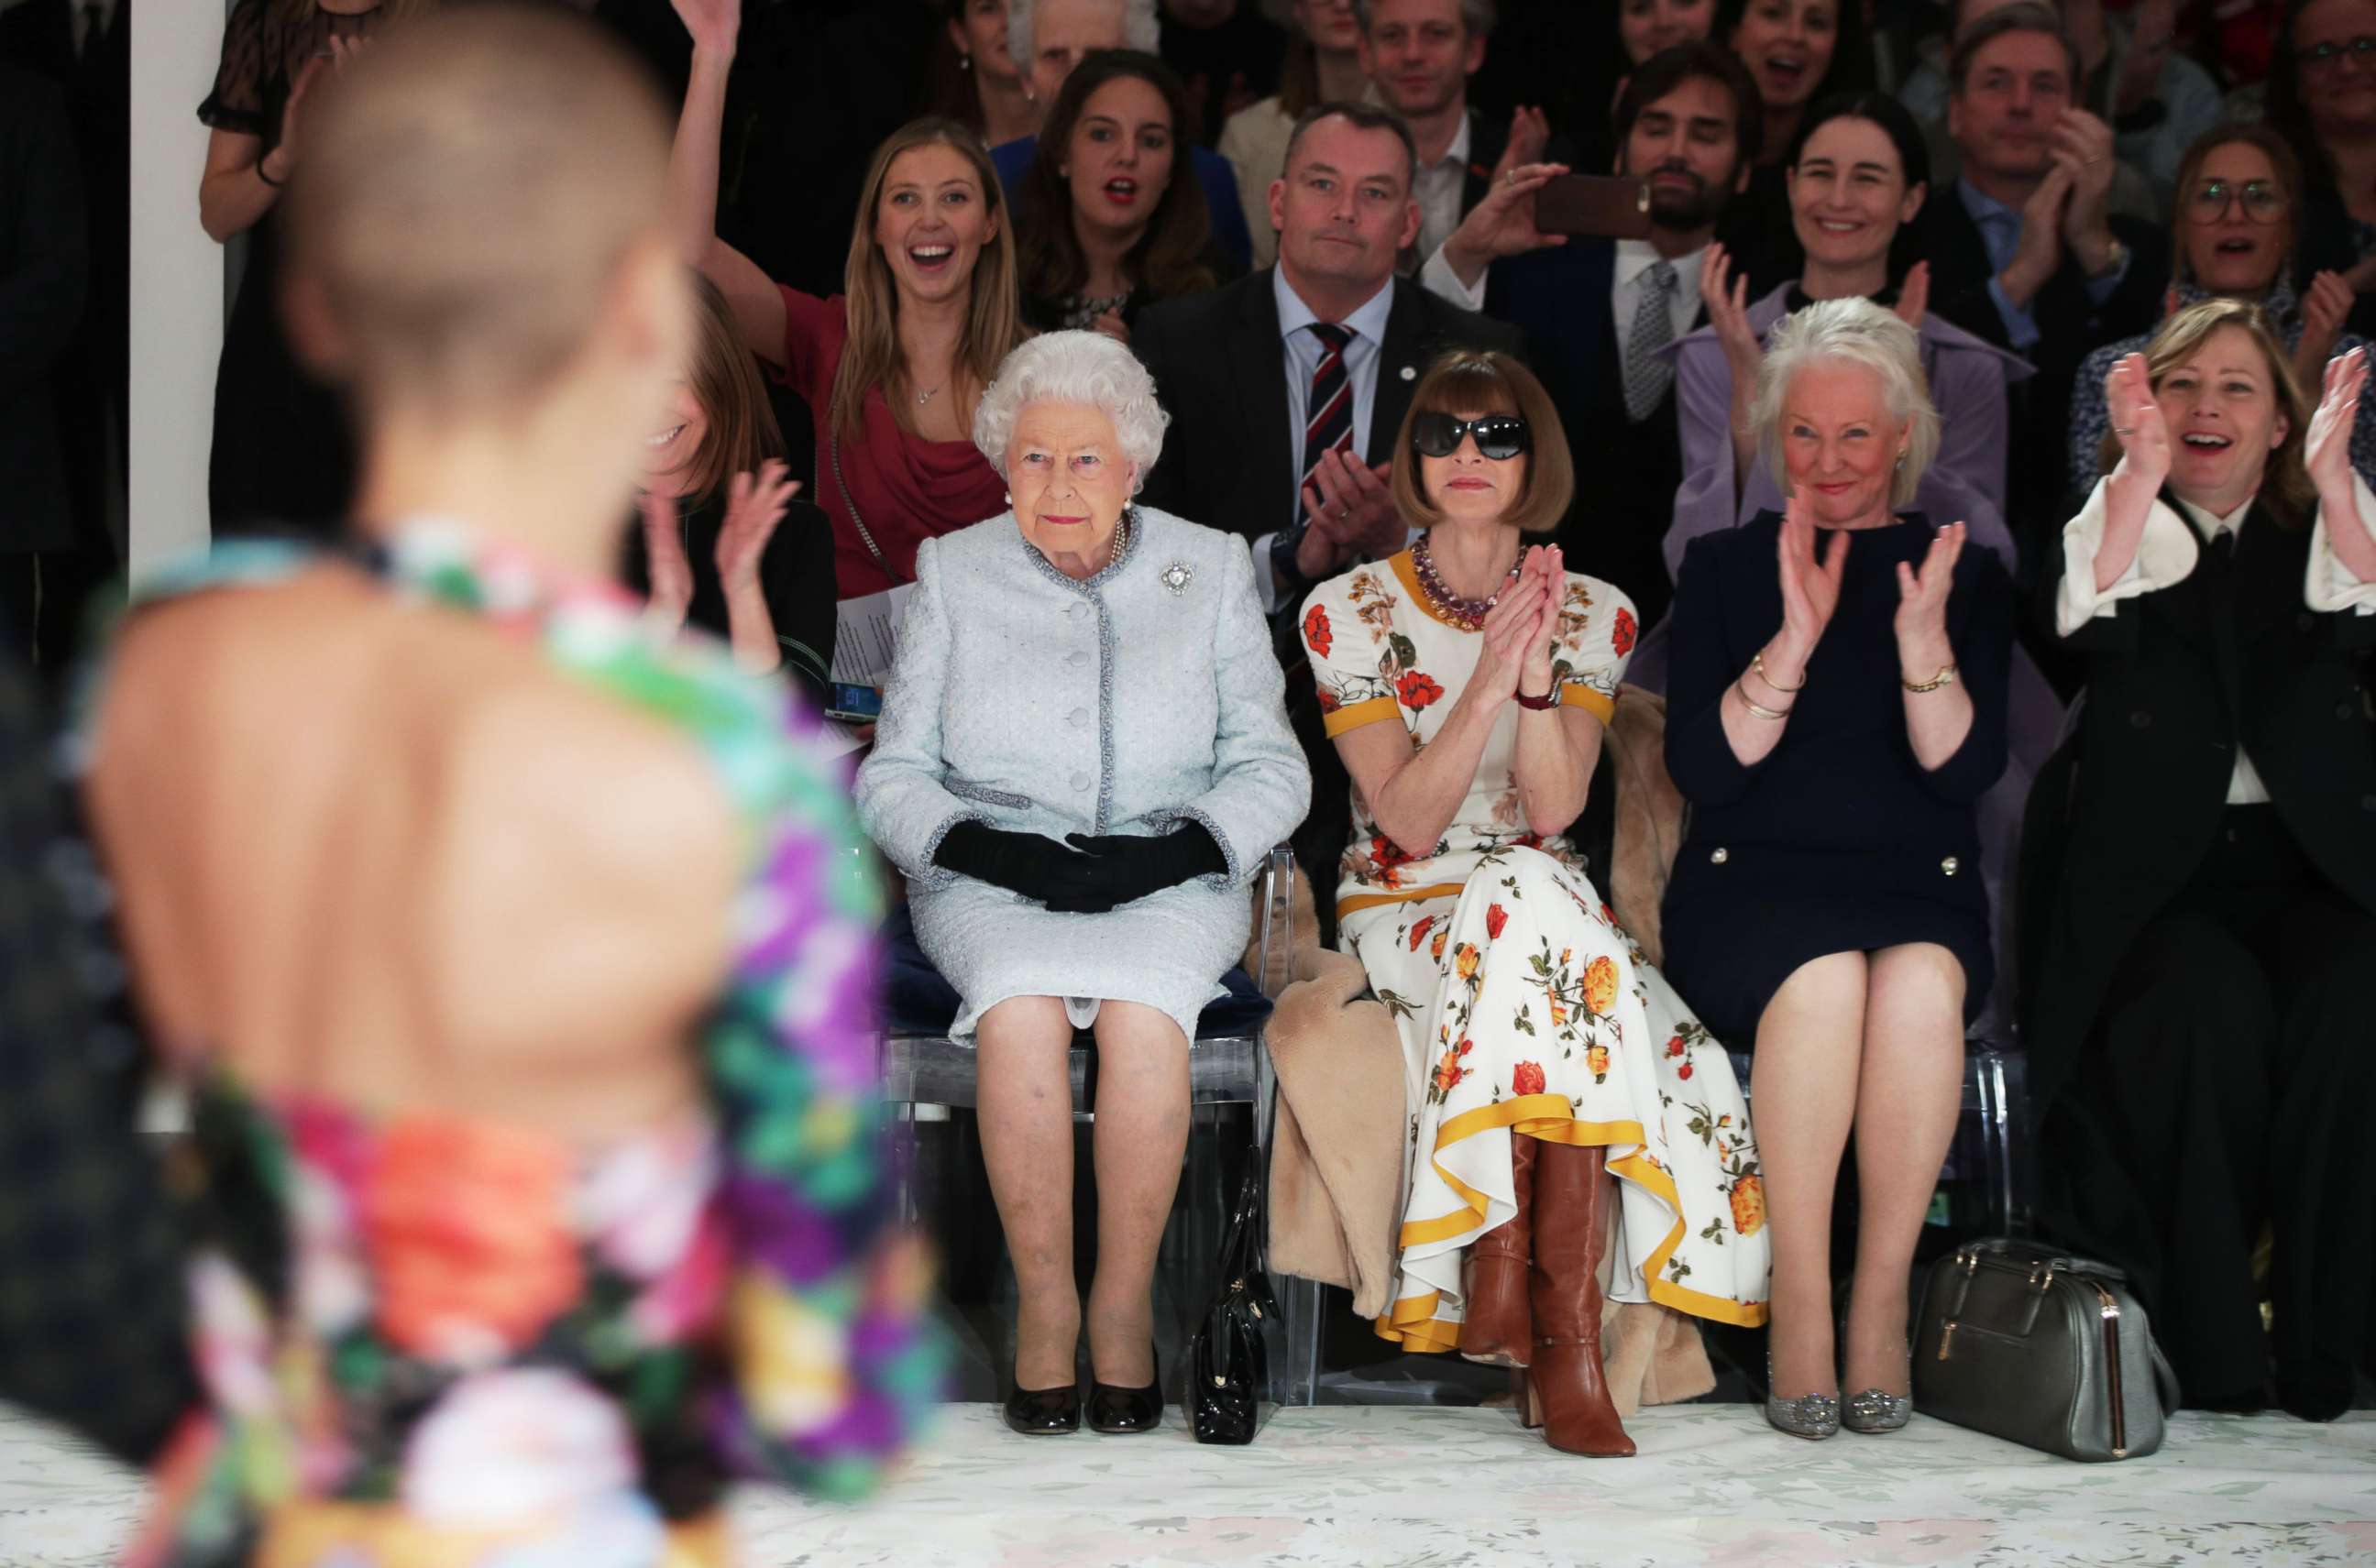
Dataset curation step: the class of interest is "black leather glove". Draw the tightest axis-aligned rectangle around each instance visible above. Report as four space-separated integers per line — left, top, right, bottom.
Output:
933 819 1106 905
1042 821 1228 915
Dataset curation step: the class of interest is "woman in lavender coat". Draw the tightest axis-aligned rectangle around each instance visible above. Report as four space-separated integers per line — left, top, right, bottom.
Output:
1648 92 2062 1034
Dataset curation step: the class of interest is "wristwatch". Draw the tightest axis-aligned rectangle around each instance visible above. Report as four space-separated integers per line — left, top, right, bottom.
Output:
1270 522 1311 595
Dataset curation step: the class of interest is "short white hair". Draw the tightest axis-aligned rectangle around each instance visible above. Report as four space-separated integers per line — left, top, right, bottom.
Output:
1749 295 1940 509
1006 0 1160 72
973 330 1171 494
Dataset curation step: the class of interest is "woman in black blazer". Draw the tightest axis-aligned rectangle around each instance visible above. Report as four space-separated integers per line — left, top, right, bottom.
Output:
1664 298 2015 1439
2030 298 2376 1421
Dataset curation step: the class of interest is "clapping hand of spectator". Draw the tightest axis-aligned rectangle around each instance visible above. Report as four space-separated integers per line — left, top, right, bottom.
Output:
669 0 740 57
1437 159 1572 291
2102 351 2171 497
1892 261 1930 333
2309 349 2376 580
1299 448 1402 572
2000 159 2074 310
1892 520 1966 658
1501 105 1552 172
1090 308 1131 345
2294 270 2354 386
2051 110 2119 263
715 460 799 597
1469 545 1557 707
1514 543 1563 698
638 490 695 637
1775 490 1848 669
1700 242 1763 389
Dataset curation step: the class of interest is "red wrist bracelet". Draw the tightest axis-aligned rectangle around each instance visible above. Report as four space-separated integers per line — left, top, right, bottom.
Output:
1514 687 1557 710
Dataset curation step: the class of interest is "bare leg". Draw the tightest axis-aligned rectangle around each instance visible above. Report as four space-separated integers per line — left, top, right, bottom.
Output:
1751 951 1869 1398
1843 943 1965 1396
975 995 1081 1390
1085 1000 1191 1387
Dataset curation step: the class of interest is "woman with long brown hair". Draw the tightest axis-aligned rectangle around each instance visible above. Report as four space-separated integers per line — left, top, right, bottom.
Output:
1014 49 1224 340
197 0 435 538
666 0 1021 600
625 272 838 704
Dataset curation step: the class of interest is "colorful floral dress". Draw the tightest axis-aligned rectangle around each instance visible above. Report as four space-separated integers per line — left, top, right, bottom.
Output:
89 525 941 1568
1299 553 1770 1353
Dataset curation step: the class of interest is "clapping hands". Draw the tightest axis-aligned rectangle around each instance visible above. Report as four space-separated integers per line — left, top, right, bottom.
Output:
715 460 799 596
1775 491 1849 665
1474 544 1564 706
1893 520 1966 652
2101 351 2172 496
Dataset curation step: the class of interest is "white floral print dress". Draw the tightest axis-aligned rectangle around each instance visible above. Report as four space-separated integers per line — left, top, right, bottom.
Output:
1300 552 1771 1352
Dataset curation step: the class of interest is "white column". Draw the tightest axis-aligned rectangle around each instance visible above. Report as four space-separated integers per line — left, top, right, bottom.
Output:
126 0 226 581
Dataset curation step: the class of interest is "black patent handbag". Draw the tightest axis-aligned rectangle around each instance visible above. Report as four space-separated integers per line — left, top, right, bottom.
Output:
1186 1164 1282 1444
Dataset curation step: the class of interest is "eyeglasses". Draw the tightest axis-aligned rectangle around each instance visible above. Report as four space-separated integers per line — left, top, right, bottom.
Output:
1412 411 1530 460
2187 178 2287 225
2296 33 2376 71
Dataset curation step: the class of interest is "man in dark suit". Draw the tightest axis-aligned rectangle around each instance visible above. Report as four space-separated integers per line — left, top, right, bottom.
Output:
0 63 90 680
1353 0 1507 272
1912 3 2164 574
1417 42 1758 630
1133 100 1522 617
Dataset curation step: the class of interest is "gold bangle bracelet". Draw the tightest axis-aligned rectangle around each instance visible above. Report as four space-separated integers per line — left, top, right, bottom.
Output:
1902 663 1959 694
1751 649 1805 693
1734 679 1791 721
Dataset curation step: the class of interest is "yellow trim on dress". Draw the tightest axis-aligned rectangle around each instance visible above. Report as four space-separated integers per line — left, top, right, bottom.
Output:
1336 883 1469 919
256 1504 731 1568
1372 1091 1769 1350
1560 684 1614 724
1322 694 1402 738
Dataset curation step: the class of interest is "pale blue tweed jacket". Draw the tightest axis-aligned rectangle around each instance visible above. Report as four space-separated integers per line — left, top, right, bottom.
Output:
855 505 1310 1039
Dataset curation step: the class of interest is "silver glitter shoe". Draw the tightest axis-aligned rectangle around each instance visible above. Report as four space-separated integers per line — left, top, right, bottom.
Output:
1764 1354 1840 1441
1843 1345 1914 1433
1842 1387 1913 1432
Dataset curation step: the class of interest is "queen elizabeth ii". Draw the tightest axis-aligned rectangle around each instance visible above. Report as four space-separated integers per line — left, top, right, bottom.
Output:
855 329 1309 1439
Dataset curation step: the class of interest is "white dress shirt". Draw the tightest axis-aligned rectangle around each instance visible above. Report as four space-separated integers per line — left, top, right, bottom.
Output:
1410 113 1474 275
2056 474 2376 803
1251 268 1400 612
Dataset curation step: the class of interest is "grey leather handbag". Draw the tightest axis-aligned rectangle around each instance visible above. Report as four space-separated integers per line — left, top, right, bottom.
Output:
1912 1237 2182 1462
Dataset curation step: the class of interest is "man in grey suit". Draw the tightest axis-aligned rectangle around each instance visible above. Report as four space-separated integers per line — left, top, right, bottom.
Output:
1131 101 1523 620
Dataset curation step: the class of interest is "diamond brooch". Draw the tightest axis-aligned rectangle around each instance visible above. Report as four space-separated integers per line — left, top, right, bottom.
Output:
1160 562 1194 596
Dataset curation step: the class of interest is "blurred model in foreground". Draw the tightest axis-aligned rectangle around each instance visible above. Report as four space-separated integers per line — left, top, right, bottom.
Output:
85 10 938 1563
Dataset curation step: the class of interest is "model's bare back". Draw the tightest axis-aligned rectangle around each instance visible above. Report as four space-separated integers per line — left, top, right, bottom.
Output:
85 567 741 1145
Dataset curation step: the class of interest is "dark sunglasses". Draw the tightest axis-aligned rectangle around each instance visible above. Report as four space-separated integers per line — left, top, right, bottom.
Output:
1412 411 1531 460
2297 33 2376 70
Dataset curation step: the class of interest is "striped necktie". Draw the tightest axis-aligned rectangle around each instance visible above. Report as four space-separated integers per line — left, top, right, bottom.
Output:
1301 322 1355 527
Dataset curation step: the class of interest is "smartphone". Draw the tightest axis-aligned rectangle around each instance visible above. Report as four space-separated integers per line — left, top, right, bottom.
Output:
826 682 882 723
1533 174 1655 239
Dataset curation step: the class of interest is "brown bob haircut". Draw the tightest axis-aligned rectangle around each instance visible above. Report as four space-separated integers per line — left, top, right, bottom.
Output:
2097 298 2316 529
679 270 786 509
1390 350 1572 534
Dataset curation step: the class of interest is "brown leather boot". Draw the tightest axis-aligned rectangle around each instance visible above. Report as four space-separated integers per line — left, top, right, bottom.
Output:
1460 1132 1535 1366
1522 1141 1634 1457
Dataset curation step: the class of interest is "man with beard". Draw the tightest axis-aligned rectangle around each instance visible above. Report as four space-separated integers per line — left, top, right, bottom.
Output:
1419 42 1757 627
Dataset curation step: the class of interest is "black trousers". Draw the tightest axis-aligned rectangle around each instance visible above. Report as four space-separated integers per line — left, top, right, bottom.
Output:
2086 805 2376 1415
0 547 119 693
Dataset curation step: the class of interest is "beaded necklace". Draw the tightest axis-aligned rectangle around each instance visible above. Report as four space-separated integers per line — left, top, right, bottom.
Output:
1410 530 1520 631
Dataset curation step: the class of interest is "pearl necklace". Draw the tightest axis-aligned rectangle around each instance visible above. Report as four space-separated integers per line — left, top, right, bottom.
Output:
1410 532 1518 631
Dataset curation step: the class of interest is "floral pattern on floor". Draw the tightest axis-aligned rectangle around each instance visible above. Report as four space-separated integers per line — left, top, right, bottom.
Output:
4 1400 2370 1565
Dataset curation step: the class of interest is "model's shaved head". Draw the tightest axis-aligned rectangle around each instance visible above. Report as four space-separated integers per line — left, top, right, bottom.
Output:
282 3 676 414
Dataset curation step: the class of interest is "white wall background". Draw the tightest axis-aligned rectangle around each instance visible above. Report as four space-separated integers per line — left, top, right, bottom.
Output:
126 0 225 583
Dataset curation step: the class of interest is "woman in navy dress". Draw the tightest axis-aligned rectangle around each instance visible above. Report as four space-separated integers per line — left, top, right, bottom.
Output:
1662 297 2014 1438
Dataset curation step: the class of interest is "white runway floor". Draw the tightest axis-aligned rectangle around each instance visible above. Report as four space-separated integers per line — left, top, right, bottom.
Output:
2 1400 2370 1566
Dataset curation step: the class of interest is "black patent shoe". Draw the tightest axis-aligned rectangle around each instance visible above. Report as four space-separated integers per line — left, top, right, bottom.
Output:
1004 1374 1082 1436
1087 1350 1163 1434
